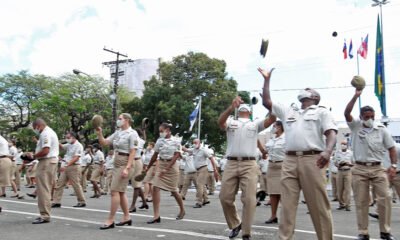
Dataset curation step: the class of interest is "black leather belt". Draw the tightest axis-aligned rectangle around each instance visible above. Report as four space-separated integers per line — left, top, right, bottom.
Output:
227 157 256 160
134 157 141 160
355 161 381 166
197 165 207 170
118 152 129 156
339 168 351 171
286 151 322 156
159 158 171 161
269 160 283 163
0 156 9 158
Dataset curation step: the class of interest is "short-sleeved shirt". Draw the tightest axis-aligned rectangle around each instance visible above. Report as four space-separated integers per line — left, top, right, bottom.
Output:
272 103 337 151
0 135 10 157
190 147 211 169
104 155 114 169
334 150 354 170
184 154 197 173
9 146 18 160
107 127 139 154
143 148 155 165
154 137 180 160
15 152 23 165
93 150 105 164
134 137 145 159
265 133 286 162
225 117 266 157
347 119 395 162
61 141 83 165
80 153 92 167
35 126 59 162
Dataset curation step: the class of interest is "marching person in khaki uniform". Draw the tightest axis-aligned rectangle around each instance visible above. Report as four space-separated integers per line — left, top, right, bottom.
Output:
260 67 337 240
80 145 93 192
329 154 338 202
345 89 397 240
144 122 185 223
1 140 22 198
218 97 272 240
28 118 59 224
103 150 114 195
96 113 138 229
142 142 155 202
180 151 198 200
0 135 13 201
14 148 23 191
51 132 86 208
90 143 105 198
334 140 353 211
129 128 148 212
183 139 218 208
206 151 218 195
259 120 285 224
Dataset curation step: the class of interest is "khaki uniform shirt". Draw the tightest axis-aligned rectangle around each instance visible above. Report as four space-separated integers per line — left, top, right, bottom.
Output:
191 147 211 169
80 153 92 167
93 150 105 164
61 141 83 166
225 117 266 157
334 150 353 170
272 103 337 151
104 155 114 169
35 126 59 163
143 148 154 165
347 119 394 162
154 137 180 160
134 137 145 159
9 146 18 160
265 133 286 162
107 127 139 154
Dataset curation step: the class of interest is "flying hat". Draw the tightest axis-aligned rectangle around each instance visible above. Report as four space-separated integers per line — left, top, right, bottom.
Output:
351 75 366 90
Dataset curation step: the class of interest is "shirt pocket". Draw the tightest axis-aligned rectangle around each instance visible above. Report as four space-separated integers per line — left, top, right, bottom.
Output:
303 113 318 130
246 124 257 138
366 133 385 152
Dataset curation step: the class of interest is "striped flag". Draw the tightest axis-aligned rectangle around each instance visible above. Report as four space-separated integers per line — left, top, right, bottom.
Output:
349 39 354 59
189 102 200 131
358 34 369 59
343 40 348 59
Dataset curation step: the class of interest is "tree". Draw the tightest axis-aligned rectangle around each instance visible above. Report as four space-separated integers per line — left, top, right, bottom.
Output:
122 52 239 153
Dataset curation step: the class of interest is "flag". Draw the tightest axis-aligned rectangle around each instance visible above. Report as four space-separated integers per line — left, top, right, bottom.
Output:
189 101 200 131
343 40 347 59
358 34 368 59
349 39 354 59
374 15 386 116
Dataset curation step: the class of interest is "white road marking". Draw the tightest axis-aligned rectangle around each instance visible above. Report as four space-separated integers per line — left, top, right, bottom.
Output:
0 199 380 239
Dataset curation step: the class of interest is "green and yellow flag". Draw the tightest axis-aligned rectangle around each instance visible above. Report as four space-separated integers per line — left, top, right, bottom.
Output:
374 15 386 116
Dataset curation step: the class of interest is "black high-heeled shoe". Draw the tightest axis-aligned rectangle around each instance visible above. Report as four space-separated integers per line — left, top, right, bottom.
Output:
147 217 161 224
99 222 115 230
265 217 278 224
138 204 149 209
129 208 136 213
176 211 185 220
116 219 132 226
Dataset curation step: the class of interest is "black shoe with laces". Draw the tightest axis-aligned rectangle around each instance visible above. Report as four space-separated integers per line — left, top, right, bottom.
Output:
380 232 397 240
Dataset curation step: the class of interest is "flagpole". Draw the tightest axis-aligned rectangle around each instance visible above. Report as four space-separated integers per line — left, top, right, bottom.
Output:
197 95 202 139
357 41 362 111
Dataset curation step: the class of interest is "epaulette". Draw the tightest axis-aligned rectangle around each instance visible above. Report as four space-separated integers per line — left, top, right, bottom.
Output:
318 106 326 108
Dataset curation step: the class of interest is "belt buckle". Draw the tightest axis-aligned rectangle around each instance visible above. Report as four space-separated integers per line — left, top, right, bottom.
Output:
296 151 303 156
366 162 373 166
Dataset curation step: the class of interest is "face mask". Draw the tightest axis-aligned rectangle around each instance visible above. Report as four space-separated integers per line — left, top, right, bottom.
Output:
33 128 40 135
195 143 200 149
116 119 124 128
362 119 374 128
93 148 98 152
270 127 277 134
341 144 347 150
159 132 167 138
66 139 72 144
297 90 313 102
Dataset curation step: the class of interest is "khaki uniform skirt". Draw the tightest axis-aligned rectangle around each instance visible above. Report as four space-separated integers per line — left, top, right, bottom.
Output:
153 160 179 192
267 161 283 195
10 161 17 180
90 164 103 182
131 159 143 188
143 164 157 184
0 157 12 187
110 154 134 192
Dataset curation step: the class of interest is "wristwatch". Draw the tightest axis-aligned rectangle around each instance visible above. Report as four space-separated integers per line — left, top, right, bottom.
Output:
391 164 397 169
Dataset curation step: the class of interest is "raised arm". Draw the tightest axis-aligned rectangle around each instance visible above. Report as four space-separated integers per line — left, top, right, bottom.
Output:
258 67 275 111
344 89 362 122
95 127 112 146
218 96 243 130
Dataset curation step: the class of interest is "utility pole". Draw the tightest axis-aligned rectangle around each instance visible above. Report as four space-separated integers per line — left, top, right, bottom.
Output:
103 47 128 132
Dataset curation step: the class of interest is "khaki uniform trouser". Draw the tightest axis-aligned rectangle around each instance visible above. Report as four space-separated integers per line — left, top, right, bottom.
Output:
36 158 58 221
104 169 113 193
207 171 216 193
279 155 333 240
196 166 209 204
219 160 258 236
80 166 89 191
259 173 268 192
330 172 337 199
337 170 352 207
389 173 400 198
53 165 86 204
352 164 391 235
180 172 198 197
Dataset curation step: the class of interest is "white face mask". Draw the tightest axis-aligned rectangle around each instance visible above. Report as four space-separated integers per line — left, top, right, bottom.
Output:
194 143 200 149
362 119 374 128
341 144 347 150
159 132 167 138
66 138 72 144
116 119 124 128
270 127 277 134
33 128 40 135
297 90 313 102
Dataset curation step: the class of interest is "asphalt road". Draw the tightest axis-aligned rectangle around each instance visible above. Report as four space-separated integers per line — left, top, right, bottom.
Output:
0 185 399 240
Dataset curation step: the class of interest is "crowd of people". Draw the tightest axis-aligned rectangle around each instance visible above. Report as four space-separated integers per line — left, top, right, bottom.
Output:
0 67 400 240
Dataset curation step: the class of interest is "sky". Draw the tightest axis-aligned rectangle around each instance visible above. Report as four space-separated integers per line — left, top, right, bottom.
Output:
1 0 400 125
